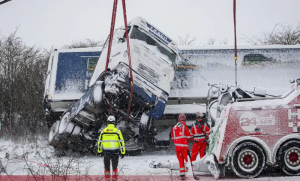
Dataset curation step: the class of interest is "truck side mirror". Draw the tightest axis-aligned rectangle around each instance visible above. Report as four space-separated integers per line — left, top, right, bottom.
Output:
116 29 125 40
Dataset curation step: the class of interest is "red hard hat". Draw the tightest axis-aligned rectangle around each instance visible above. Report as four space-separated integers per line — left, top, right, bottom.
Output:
178 114 186 122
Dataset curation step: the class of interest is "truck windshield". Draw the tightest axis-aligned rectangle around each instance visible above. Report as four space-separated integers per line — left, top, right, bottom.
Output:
130 25 176 63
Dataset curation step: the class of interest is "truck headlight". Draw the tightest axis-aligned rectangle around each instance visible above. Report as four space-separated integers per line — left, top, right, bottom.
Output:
160 92 169 101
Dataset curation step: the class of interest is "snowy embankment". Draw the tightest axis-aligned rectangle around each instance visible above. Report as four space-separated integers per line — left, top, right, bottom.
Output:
0 138 179 178
1 138 300 180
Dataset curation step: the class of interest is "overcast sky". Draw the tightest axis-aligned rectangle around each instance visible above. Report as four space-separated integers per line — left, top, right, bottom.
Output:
0 0 299 48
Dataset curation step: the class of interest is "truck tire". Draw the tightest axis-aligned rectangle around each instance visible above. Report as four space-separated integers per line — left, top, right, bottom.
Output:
278 140 300 176
58 112 75 134
48 121 61 147
72 125 82 135
231 142 265 178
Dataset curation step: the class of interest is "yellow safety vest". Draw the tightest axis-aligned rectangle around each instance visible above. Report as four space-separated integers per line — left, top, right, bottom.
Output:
98 124 125 155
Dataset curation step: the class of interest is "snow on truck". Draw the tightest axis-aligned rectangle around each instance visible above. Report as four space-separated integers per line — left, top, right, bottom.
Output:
206 78 300 178
44 16 179 154
151 78 300 179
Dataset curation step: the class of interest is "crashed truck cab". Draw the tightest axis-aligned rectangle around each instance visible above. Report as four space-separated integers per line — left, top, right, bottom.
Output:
205 78 300 178
45 16 178 154
89 16 177 121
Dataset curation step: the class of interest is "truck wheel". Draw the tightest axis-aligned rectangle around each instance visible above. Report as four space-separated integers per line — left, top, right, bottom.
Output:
49 121 60 147
278 140 300 176
58 112 75 134
231 142 265 178
72 125 81 135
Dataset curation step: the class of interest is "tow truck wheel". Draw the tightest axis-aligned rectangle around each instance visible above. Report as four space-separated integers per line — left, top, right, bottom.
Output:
278 140 300 176
231 142 265 178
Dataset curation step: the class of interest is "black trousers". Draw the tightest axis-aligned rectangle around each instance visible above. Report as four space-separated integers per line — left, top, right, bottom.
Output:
104 154 119 171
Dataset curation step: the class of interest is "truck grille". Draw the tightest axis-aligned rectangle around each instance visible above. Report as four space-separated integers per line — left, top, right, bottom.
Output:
137 63 159 84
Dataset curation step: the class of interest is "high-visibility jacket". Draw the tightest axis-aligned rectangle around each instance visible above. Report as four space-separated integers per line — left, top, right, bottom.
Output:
190 122 210 142
171 121 192 152
98 124 125 155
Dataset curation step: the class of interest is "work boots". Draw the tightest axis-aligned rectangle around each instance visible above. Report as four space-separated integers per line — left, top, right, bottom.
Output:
112 168 118 181
104 170 110 181
180 175 186 180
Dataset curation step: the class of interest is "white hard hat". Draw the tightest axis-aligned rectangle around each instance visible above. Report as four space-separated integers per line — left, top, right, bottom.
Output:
107 115 116 122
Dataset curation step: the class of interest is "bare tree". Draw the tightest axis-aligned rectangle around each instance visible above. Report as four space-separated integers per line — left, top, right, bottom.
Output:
219 38 228 45
0 30 48 141
207 38 216 45
63 39 104 49
177 33 196 45
242 22 300 45
0 30 109 144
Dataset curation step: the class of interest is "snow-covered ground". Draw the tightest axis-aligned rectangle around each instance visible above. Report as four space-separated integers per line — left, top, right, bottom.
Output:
0 138 172 176
1 138 300 180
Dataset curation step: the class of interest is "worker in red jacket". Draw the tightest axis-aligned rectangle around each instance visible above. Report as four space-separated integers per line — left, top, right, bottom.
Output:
190 112 210 161
171 114 193 180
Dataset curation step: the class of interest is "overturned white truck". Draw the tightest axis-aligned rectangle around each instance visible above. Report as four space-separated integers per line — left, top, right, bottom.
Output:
44 16 179 154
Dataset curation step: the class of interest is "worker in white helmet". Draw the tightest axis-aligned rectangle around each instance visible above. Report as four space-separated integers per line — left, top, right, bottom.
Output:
190 112 210 161
98 115 125 181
